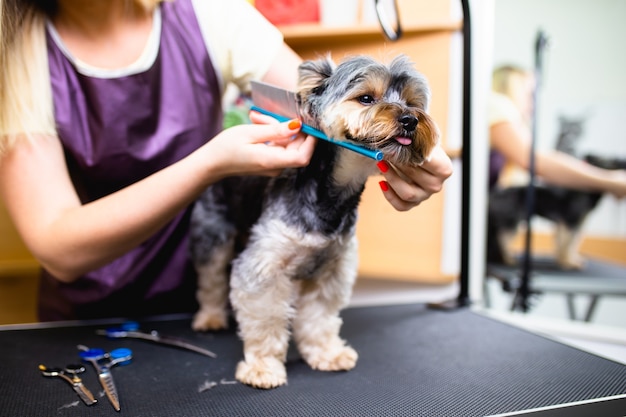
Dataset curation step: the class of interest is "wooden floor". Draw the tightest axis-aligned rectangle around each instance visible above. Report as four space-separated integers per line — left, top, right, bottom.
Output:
0 271 39 325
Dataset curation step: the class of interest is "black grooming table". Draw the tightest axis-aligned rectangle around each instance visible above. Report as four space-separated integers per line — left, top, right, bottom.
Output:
487 257 626 321
1 304 625 416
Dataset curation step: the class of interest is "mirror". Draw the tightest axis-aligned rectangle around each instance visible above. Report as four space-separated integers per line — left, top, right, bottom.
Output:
483 0 626 334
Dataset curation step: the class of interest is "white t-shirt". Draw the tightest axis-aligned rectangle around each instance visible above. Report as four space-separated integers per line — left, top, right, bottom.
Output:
47 0 283 94
487 91 523 128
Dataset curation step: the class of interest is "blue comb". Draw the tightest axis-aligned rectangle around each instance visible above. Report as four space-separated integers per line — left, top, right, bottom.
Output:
250 81 383 161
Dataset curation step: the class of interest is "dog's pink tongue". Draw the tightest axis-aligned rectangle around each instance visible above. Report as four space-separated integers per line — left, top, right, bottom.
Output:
395 137 412 145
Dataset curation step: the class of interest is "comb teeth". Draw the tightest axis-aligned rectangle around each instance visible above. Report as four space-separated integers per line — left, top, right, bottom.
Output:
250 81 321 130
251 81 299 119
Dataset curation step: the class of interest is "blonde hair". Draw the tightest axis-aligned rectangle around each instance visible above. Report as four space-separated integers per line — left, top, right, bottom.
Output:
492 65 530 97
0 1 54 154
0 0 162 155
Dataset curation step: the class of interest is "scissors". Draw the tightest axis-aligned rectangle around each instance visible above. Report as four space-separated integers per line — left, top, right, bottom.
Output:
78 345 132 412
39 363 97 406
97 321 217 358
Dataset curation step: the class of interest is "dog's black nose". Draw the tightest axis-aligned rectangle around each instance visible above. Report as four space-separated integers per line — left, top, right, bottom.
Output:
399 114 418 132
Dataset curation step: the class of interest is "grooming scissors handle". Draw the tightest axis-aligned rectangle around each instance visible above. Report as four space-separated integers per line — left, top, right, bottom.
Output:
38 364 98 406
250 106 384 161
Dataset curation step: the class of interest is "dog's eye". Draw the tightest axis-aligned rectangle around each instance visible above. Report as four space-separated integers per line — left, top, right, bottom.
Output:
358 95 375 105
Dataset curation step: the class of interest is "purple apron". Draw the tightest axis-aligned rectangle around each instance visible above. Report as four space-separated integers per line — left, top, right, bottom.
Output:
489 150 506 190
39 0 222 320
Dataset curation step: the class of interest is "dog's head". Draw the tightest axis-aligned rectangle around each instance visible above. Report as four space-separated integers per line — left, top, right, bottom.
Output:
297 55 440 166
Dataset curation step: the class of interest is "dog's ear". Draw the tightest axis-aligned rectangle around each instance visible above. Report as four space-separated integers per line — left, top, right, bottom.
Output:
298 56 336 95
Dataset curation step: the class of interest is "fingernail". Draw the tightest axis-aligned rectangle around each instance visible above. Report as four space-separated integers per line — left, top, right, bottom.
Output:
288 119 301 130
377 160 389 173
379 180 389 192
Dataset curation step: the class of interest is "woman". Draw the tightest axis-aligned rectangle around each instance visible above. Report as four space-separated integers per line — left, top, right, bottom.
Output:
0 0 452 320
488 65 626 195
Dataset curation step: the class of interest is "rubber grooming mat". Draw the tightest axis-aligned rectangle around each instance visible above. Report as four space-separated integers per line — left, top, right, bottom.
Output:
1 304 625 416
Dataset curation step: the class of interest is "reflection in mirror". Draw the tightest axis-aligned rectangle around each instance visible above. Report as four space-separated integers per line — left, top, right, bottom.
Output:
483 0 626 340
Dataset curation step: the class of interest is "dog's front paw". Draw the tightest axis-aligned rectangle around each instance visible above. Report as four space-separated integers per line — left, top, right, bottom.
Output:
235 357 287 389
306 345 358 372
192 308 228 331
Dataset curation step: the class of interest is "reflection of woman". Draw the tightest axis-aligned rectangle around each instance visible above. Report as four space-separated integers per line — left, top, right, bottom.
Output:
487 65 626 195
0 0 452 321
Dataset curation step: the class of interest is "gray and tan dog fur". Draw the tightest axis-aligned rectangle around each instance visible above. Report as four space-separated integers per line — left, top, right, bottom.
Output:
190 55 440 389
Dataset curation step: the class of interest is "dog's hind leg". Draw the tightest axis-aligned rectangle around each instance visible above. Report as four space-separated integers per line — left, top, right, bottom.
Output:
192 239 234 331
190 192 236 331
555 222 585 270
292 237 359 373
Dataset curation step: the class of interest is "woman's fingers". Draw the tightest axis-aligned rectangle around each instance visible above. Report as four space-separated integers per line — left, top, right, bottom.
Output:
377 146 453 211
249 110 281 125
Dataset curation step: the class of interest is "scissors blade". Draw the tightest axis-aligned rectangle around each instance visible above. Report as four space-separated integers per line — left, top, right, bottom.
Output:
99 371 121 412
98 328 217 358
72 383 98 406
150 334 217 358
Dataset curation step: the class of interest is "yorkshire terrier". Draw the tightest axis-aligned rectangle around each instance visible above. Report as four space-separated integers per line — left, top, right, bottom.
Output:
487 155 626 270
189 55 439 389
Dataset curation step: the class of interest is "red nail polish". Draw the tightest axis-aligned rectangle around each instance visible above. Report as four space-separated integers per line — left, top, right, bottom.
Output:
288 119 301 130
379 180 389 192
377 161 389 173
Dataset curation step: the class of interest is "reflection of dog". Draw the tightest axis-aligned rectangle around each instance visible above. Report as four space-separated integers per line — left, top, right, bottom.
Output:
487 155 626 270
189 55 439 389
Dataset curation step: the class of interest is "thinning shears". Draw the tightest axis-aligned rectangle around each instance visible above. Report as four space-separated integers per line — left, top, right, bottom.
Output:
78 345 132 412
39 363 97 406
97 321 217 358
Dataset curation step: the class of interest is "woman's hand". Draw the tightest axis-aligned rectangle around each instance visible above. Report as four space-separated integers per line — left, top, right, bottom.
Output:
202 115 316 180
376 145 453 211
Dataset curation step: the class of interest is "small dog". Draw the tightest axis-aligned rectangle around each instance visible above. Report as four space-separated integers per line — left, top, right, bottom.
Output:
189 55 439 389
487 155 626 270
